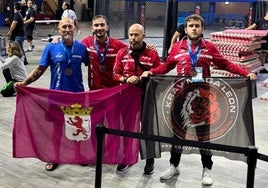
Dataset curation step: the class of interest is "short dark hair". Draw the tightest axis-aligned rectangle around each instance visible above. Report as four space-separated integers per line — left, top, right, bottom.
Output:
64 2 70 9
184 14 204 28
92 15 108 25
14 2 21 11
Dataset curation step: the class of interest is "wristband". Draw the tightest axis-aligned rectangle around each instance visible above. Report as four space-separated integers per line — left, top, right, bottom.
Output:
124 77 128 83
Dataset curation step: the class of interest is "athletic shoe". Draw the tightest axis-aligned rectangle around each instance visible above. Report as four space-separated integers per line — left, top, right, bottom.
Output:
260 68 268 74
144 158 154 175
26 45 34 53
160 164 180 180
202 167 214 185
80 164 89 166
116 164 129 171
45 163 59 171
26 49 33 52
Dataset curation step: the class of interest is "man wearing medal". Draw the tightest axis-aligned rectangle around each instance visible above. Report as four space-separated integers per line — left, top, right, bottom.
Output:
113 23 161 175
81 15 127 90
141 14 257 185
14 18 88 171
81 16 159 173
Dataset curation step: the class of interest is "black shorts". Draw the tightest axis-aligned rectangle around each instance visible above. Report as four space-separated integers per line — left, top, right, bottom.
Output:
25 29 34 40
25 35 33 41
261 43 268 50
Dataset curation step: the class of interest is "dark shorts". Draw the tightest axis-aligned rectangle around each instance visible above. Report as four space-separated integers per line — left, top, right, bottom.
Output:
260 36 268 50
25 35 33 41
255 39 268 53
261 43 268 50
25 29 34 40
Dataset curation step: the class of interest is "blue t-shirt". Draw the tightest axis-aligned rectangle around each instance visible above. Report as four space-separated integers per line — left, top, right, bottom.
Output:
39 40 88 92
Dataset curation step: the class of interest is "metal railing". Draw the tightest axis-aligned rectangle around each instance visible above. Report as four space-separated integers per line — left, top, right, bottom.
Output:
95 124 268 188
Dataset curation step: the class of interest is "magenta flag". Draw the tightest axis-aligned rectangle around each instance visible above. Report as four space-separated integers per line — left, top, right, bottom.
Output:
13 84 141 165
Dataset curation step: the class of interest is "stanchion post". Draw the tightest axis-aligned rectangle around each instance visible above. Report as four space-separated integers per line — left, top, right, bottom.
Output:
246 145 258 188
95 124 106 188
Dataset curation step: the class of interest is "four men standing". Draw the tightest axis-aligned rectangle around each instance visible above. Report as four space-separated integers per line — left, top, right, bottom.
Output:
7 1 259 185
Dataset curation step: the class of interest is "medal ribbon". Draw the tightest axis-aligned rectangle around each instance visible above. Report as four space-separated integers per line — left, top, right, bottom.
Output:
94 38 109 65
61 40 75 68
187 40 200 68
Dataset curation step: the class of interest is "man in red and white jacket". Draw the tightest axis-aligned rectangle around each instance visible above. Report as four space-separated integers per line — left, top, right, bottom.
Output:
113 24 160 85
141 14 257 186
113 23 161 175
143 18 256 79
150 31 253 78
81 15 127 90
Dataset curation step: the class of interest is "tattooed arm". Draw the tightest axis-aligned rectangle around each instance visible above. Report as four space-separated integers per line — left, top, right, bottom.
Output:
14 65 48 90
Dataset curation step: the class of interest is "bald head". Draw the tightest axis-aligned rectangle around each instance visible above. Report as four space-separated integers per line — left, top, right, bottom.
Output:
128 23 145 34
58 18 74 28
128 23 145 49
58 18 75 45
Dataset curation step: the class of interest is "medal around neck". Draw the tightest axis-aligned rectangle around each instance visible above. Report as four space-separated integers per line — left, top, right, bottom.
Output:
189 69 197 77
99 64 106 72
191 67 204 82
65 67 73 76
94 38 109 73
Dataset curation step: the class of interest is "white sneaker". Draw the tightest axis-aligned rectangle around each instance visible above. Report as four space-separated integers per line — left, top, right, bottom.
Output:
160 164 180 180
202 167 214 185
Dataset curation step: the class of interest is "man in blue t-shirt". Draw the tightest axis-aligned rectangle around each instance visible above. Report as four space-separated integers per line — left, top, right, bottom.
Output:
15 18 88 92
14 18 89 171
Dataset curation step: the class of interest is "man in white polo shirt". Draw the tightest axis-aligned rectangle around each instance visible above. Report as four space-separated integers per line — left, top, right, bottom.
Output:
61 1 80 34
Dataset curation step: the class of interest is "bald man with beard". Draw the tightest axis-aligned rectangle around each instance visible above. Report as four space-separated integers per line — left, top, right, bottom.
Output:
113 23 161 174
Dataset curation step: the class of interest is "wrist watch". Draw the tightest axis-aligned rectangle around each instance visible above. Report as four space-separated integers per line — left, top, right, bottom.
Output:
124 76 128 83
